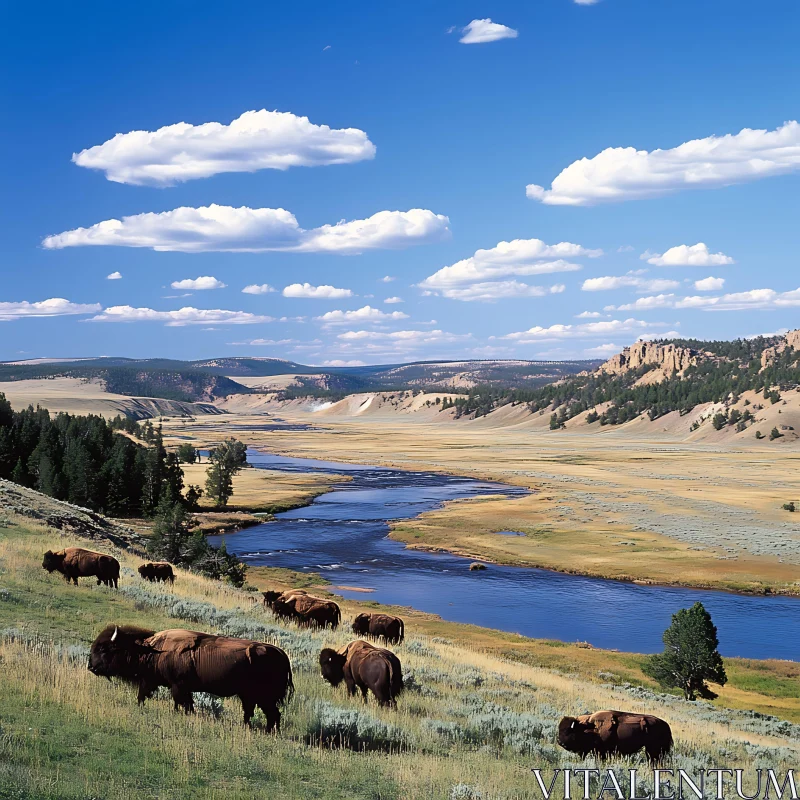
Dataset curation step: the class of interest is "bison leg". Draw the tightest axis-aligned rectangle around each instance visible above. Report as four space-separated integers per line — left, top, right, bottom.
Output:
241 697 256 726
171 686 194 714
259 702 280 733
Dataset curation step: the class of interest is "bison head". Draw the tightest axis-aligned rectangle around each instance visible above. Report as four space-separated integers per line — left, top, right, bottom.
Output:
319 647 347 687
42 550 64 573
88 624 156 682
351 613 370 635
557 716 597 755
262 590 282 608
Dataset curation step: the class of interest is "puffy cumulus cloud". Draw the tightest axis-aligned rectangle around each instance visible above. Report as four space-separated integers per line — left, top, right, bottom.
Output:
459 19 518 44
72 109 375 186
419 238 600 296
574 0 601 5
526 120 800 206
436 280 566 302
694 276 725 291
337 329 470 346
581 274 680 293
381 275 396 282
645 243 734 267
106 271 122 280
321 359 366 367
498 318 668 343
227 338 301 346
170 275 226 290
314 305 409 326
88 306 274 326
0 298 102 322
283 283 353 299
584 343 620 357
42 205 450 254
575 310 605 318
609 287 800 312
384 296 404 304
242 284 276 294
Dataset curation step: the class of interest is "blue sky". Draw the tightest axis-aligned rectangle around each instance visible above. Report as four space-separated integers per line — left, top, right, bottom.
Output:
2 0 800 365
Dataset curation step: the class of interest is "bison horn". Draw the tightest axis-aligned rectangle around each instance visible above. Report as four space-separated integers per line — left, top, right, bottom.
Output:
570 720 576 729
111 626 118 642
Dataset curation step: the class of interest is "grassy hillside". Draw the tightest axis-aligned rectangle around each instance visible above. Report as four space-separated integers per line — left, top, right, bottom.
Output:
1 513 798 799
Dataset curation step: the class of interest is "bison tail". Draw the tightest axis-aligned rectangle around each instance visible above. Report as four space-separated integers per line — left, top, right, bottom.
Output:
398 619 405 643
283 663 295 705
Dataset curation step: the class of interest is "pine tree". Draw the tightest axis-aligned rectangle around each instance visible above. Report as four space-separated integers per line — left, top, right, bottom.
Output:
644 602 727 700
205 438 247 508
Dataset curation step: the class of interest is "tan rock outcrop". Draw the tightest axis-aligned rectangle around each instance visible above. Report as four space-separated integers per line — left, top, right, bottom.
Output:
599 341 698 377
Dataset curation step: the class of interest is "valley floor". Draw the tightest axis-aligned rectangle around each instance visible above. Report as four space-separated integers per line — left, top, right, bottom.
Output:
161 412 800 596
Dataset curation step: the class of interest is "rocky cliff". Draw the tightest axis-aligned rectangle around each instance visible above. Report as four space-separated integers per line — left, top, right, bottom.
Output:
761 329 800 368
599 341 699 377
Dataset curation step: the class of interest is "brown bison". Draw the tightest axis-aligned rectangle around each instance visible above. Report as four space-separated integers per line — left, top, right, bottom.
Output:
351 613 405 644
88 625 293 731
42 547 120 588
138 562 175 584
319 640 403 708
557 710 672 763
263 589 341 629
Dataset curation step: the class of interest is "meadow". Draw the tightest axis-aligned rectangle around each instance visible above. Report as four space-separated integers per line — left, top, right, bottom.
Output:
1 512 799 799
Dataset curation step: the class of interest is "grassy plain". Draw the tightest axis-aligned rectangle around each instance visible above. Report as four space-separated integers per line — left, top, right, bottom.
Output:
161 412 800 595
1 514 799 800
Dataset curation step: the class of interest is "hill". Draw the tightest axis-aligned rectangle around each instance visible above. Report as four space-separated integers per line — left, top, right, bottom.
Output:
1 485 799 798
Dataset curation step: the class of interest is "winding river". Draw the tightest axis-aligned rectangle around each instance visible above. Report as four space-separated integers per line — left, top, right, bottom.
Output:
209 450 799 661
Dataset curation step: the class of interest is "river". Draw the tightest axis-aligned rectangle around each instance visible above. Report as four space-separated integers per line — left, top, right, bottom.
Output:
208 450 799 660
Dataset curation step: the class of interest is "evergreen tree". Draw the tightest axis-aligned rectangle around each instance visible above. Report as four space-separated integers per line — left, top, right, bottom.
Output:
205 438 247 508
644 602 727 700
176 443 198 463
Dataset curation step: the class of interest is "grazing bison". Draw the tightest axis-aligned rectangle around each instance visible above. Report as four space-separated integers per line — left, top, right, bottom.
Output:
351 613 405 645
42 547 120 588
557 710 672 764
88 625 293 731
264 589 341 629
138 562 175 584
319 640 403 708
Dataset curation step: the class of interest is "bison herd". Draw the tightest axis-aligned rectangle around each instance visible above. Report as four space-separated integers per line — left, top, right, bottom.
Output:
45 547 674 761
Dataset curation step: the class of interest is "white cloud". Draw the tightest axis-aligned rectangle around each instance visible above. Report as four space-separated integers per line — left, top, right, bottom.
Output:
419 238 600 297
322 359 366 367
526 120 800 206
694 276 725 291
337 329 469 346
283 283 353 299
498 318 668 343
170 275 227 291
381 275 396 282
0 298 102 322
584 343 619 357
581 274 680 293
616 245 634 253
433 280 568 302
608 286 800 312
314 305 409 326
72 109 375 186
384 296 404 304
574 0 601 4
645 243 734 267
242 284 276 295
42 205 450 254
227 338 300 346
576 310 604 318
106 271 122 280
459 19 518 44
88 306 274 326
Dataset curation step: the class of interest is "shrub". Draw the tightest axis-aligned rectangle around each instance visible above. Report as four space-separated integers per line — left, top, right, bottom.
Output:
467 708 551 754
307 701 409 752
770 427 783 440
782 502 796 512
450 785 484 800
754 430 764 439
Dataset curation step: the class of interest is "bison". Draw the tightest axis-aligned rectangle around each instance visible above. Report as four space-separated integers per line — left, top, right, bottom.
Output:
42 547 120 588
138 562 175 584
557 710 672 764
264 589 341 629
88 625 293 731
319 640 403 708
351 613 405 645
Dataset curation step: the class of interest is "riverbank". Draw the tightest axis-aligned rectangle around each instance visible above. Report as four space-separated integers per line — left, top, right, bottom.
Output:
161 413 800 596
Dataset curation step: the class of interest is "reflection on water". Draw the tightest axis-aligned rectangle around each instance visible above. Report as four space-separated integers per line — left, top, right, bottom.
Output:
209 450 799 660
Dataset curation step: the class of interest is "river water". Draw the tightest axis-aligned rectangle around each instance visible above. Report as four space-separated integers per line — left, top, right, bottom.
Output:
209 450 799 660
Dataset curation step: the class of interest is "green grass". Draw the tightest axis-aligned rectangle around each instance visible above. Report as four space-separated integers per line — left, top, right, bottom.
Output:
1 517 799 800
